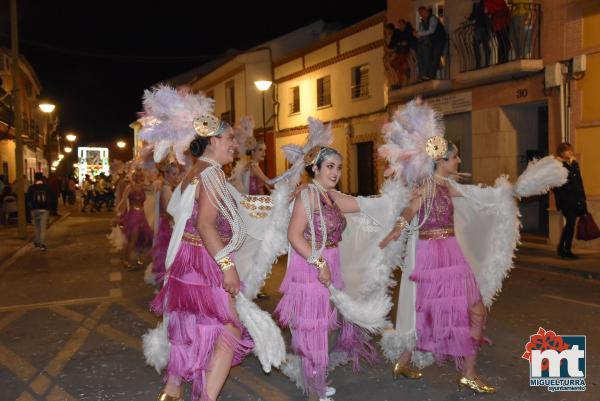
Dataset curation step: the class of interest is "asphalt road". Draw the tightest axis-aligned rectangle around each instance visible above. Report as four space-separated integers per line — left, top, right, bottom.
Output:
0 212 598 401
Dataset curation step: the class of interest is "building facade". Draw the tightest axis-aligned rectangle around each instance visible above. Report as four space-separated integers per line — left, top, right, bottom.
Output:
273 13 388 195
385 0 600 249
0 48 53 185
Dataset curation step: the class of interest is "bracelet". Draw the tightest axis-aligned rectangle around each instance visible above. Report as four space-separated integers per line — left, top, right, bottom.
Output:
216 256 235 272
311 256 327 270
394 216 408 231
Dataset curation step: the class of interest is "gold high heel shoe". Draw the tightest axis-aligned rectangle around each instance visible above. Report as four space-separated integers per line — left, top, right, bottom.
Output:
457 376 496 394
156 391 183 401
392 362 423 380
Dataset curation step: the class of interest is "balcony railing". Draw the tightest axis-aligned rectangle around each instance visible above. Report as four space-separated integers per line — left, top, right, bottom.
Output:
385 38 450 90
453 3 541 73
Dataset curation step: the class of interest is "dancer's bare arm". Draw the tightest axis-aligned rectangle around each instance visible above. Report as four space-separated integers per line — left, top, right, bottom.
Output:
288 191 332 286
328 191 360 213
196 181 240 295
379 190 421 249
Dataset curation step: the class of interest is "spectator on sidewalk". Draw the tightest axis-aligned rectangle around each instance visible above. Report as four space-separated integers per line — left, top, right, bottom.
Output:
553 143 587 260
26 173 53 251
414 6 447 81
68 177 77 205
0 174 6 194
47 173 60 217
81 175 96 213
1 185 17 225
59 176 70 206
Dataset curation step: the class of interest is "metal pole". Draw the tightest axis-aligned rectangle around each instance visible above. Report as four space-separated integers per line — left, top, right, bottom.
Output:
261 91 267 176
10 0 27 238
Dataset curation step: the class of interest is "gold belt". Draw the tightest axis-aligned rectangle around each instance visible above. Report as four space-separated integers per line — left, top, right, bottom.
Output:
182 232 204 247
419 227 454 240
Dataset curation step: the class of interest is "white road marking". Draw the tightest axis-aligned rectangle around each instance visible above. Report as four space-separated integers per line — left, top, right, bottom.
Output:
541 294 600 310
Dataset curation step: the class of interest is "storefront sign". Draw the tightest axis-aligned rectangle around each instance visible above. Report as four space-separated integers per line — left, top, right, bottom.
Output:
427 92 472 115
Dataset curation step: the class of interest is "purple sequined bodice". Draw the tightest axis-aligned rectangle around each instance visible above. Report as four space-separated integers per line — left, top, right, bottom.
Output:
249 174 265 195
184 198 232 243
418 184 454 231
128 189 146 208
303 193 347 247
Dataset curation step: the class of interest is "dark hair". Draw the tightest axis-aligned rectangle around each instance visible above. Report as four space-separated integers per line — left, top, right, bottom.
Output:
189 135 210 157
433 139 458 169
246 139 265 157
556 142 572 157
304 147 342 178
385 23 395 30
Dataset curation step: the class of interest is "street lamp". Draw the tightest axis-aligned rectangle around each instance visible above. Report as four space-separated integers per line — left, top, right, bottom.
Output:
254 80 272 135
39 102 55 113
64 146 72 153
254 80 273 176
66 133 77 142
58 153 64 160
116 140 126 149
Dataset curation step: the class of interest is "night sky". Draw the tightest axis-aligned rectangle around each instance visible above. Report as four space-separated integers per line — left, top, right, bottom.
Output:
0 0 386 145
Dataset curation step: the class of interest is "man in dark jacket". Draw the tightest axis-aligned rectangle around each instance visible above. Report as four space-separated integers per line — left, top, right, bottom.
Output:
26 172 54 251
415 6 447 80
552 143 587 259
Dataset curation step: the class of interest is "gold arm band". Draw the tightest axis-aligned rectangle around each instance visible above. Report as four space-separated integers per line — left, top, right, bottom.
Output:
216 256 235 272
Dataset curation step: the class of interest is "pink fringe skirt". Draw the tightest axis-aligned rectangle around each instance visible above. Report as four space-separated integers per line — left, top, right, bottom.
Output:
150 239 253 401
410 236 485 369
121 208 153 252
275 247 377 398
151 217 172 284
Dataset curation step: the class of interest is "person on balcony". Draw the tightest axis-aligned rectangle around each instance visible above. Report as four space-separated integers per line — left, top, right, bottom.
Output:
484 0 511 64
469 0 491 69
414 7 447 81
385 21 417 87
509 0 532 59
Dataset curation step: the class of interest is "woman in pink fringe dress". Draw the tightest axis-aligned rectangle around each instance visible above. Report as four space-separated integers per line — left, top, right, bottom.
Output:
150 120 253 401
150 162 180 286
380 140 495 394
118 169 153 269
276 147 377 401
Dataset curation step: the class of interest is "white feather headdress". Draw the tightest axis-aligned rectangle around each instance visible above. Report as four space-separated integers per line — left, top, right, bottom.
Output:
233 115 256 155
267 117 333 185
138 84 215 164
378 98 445 186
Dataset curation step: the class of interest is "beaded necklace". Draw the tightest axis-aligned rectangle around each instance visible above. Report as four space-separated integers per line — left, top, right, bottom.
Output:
198 156 247 260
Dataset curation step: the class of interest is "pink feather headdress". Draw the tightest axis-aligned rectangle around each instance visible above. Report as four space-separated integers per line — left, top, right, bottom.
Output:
138 84 215 164
378 98 445 186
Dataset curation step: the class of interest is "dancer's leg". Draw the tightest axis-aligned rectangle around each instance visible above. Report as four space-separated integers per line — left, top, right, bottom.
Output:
205 296 241 400
463 301 486 378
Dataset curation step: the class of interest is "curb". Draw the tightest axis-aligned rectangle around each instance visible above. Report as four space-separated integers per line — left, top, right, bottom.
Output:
0 212 71 272
516 261 600 281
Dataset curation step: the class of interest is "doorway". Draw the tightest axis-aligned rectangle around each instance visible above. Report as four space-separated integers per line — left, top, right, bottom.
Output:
356 141 375 196
503 101 549 235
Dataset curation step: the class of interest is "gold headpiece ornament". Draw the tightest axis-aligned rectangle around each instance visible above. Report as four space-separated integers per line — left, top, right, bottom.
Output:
193 114 228 137
425 135 448 161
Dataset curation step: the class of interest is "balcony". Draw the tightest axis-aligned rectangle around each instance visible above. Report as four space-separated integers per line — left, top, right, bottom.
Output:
385 35 451 103
452 3 543 85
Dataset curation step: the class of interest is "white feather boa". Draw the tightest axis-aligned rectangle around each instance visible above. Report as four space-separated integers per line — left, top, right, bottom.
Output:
380 157 568 364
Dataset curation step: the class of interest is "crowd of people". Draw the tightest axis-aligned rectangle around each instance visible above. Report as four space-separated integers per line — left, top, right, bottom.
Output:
99 86 574 401
385 6 448 86
385 1 538 87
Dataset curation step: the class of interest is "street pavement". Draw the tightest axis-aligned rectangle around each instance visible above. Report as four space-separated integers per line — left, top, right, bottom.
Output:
0 209 598 401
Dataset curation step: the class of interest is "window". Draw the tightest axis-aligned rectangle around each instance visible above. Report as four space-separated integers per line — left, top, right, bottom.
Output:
225 81 235 123
351 64 369 99
316 76 331 108
289 86 300 115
